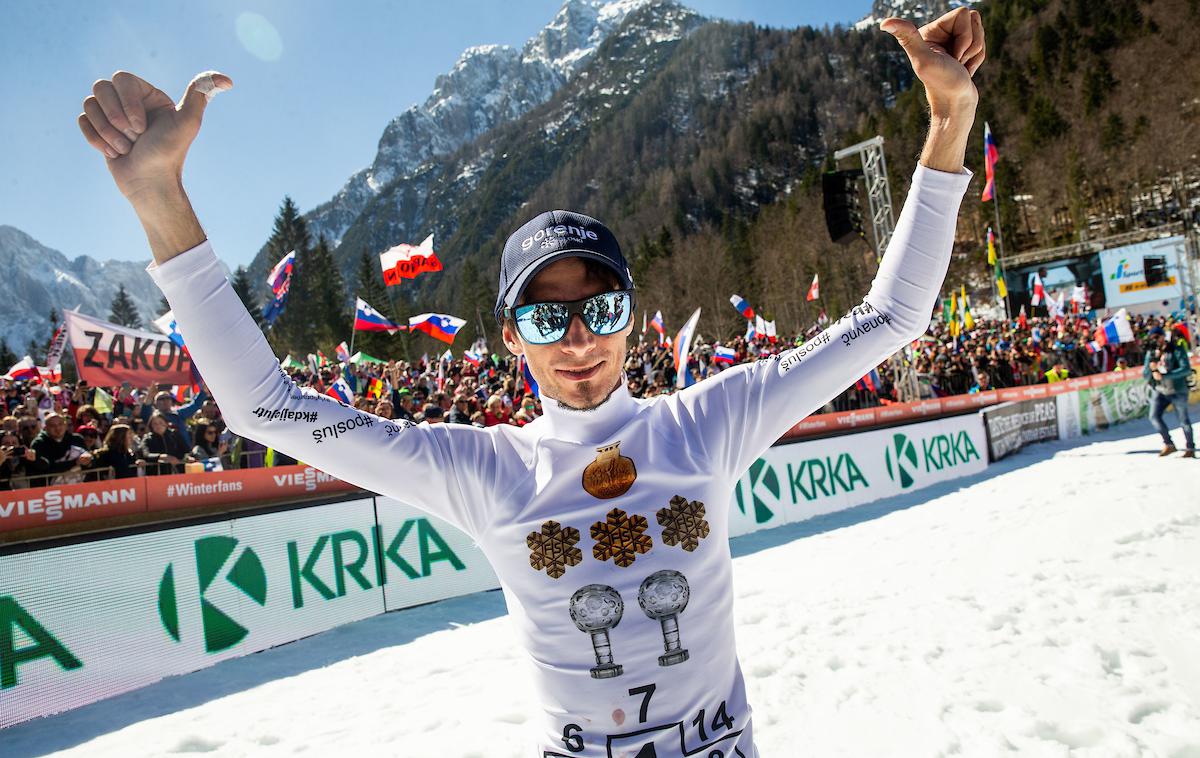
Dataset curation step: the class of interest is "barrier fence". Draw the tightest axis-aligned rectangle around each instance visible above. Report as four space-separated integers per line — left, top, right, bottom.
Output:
4 360 1196 537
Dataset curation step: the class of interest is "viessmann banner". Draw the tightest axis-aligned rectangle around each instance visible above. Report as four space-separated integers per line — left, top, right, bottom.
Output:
0 497 496 728
728 414 988 537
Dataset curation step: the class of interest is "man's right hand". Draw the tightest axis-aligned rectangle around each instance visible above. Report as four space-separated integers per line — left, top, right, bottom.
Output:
77 71 231 262
77 71 232 203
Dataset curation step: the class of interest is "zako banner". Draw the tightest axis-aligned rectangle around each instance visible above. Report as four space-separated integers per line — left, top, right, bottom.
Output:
64 309 194 386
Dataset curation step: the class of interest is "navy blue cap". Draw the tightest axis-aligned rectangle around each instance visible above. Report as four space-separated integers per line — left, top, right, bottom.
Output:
494 210 634 324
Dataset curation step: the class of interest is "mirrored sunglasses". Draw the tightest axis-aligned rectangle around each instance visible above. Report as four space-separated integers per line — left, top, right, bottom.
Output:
507 290 635 345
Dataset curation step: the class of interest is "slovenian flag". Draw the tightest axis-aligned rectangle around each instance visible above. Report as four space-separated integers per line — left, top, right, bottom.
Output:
806 274 819 302
326 376 354 404
714 345 736 364
335 341 350 362
355 297 401 334
409 313 466 344
673 307 701 389
981 122 999 202
152 310 186 349
1093 309 1134 346
519 354 539 399
463 350 482 367
729 294 755 320
267 250 295 295
650 311 665 344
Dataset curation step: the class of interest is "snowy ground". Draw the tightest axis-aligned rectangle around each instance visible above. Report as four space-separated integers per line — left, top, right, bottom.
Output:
4 410 1200 758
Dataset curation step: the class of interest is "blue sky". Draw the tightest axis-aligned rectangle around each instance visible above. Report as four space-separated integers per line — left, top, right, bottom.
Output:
1 1 873 268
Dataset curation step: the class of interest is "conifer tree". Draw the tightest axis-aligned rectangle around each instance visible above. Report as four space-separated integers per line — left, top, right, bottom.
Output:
264 197 314 355
231 266 265 328
108 283 142 328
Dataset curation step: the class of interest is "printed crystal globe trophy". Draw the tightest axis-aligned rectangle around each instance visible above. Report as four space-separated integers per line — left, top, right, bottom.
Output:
569 584 625 679
638 570 691 666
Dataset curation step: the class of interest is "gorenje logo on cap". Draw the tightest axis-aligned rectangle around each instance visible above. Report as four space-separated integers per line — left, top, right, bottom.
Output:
521 224 600 251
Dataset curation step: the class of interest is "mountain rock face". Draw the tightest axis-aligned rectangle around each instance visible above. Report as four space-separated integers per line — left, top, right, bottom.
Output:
0 225 181 357
855 0 975 29
286 0 658 265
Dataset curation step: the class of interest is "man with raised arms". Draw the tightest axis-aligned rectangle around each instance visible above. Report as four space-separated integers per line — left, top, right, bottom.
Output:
78 9 984 756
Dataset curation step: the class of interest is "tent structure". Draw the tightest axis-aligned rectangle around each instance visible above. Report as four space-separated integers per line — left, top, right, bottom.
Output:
349 351 387 365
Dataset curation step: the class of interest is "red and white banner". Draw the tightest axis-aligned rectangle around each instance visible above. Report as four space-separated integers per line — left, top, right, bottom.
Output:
380 233 442 285
64 309 194 387
45 321 69 371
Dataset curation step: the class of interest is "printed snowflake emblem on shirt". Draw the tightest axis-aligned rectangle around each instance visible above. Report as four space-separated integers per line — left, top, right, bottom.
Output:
590 508 652 567
527 521 583 579
657 496 710 552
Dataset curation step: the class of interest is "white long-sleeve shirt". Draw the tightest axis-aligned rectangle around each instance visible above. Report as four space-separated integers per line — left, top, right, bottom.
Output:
148 164 970 757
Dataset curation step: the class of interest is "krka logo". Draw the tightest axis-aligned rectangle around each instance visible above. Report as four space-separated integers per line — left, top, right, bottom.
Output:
885 429 979 489
735 459 779 524
158 536 267 654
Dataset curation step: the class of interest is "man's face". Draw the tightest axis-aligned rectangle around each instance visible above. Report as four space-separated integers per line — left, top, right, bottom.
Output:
155 394 172 412
44 416 67 441
502 257 632 411
18 419 39 444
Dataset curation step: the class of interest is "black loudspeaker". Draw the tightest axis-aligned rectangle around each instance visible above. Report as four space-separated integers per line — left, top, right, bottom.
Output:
822 169 865 246
1144 255 1168 286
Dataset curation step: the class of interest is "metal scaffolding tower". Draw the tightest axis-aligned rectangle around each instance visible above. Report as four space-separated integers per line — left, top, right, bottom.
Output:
834 136 896 262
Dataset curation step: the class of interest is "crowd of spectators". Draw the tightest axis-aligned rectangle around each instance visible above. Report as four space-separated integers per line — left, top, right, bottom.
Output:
1 306 1194 491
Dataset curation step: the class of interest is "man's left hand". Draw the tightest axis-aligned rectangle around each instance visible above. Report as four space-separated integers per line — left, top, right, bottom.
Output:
882 7 984 115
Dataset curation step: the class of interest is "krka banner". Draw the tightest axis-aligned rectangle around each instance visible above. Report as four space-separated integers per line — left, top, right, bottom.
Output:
64 309 195 386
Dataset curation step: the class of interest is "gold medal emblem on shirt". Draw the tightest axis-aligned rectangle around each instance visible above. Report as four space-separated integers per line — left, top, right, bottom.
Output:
582 441 637 499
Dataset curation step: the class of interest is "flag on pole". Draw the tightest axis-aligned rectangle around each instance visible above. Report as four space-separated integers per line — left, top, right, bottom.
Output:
806 274 820 301
463 350 482 367
1030 272 1046 306
92 386 113 414
152 310 186 348
367 377 384 399
764 319 777 343
380 234 442 285
354 297 402 333
960 285 975 331
326 376 354 404
3 356 38 382
1093 309 1134 346
673 307 702 389
650 311 665 344
267 250 295 295
729 294 755 320
855 368 881 392
986 227 997 266
262 251 296 327
745 319 756 341
981 122 999 202
335 341 350 363
713 346 736 364
994 260 1007 299
408 313 466 343
44 322 68 372
519 355 539 398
